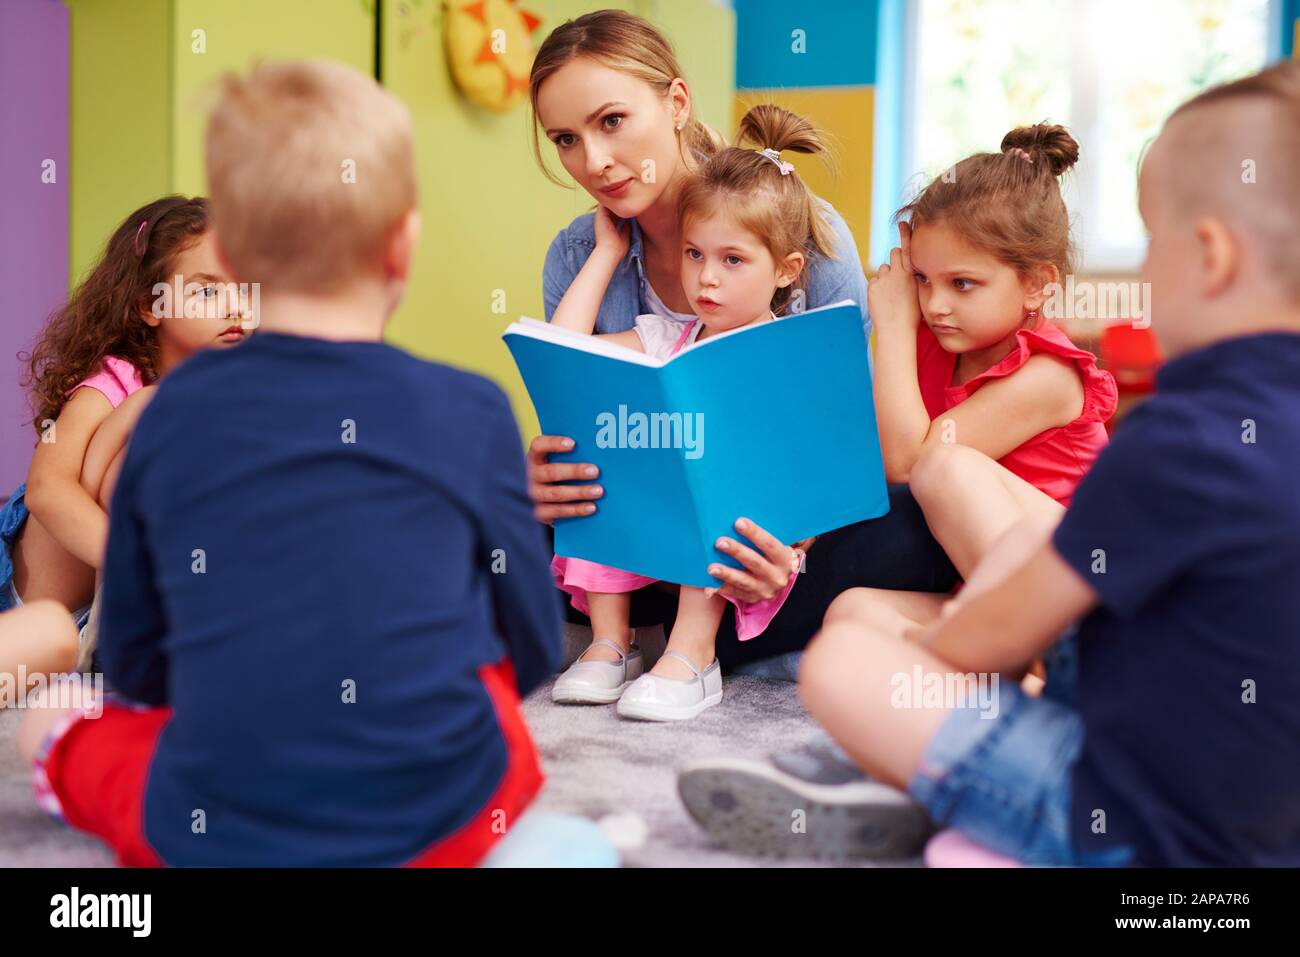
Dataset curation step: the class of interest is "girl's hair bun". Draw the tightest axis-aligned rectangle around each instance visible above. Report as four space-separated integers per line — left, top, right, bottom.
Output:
1000 123 1079 177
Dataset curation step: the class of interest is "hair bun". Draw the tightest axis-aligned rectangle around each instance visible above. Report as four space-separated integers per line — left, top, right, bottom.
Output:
1000 123 1079 177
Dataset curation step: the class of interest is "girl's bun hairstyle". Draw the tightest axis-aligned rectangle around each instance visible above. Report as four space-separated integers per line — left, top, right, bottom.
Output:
897 122 1080 283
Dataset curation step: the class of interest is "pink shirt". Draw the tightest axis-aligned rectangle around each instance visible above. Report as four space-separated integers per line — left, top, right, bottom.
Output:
68 356 145 409
916 323 1118 506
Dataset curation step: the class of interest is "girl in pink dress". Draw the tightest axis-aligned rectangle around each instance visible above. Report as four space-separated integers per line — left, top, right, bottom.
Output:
2 196 252 688
546 105 838 720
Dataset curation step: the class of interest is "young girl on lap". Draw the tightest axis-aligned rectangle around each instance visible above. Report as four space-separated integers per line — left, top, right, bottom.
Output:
548 105 831 721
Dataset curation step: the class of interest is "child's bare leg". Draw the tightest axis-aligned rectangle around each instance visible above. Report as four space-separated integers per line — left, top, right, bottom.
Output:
652 586 725 679
0 601 80 710
910 444 1064 579
16 673 98 765
823 587 946 639
9 516 96 610
579 591 634 662
10 407 132 611
799 617 957 791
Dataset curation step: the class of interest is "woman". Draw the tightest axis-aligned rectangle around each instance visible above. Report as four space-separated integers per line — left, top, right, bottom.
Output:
527 9 957 687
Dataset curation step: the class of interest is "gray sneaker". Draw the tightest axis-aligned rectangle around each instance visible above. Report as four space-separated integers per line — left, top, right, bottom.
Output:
677 742 933 861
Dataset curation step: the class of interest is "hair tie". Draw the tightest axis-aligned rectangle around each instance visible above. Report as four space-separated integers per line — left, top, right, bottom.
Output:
132 219 150 257
756 147 794 176
1008 147 1034 164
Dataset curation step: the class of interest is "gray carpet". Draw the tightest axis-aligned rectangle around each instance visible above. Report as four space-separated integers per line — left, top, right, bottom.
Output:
0 625 893 867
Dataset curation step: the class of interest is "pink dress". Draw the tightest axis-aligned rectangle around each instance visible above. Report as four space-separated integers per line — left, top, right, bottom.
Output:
550 314 798 641
68 356 146 409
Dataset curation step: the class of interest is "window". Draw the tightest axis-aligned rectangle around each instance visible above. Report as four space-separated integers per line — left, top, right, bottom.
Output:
902 0 1276 272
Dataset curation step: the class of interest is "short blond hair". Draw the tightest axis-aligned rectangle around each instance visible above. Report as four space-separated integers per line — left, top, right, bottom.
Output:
1163 60 1300 300
206 59 417 291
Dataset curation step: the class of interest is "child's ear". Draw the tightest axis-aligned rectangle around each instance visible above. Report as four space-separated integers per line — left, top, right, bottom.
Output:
1022 263 1060 313
385 208 421 282
1195 216 1239 299
776 250 805 289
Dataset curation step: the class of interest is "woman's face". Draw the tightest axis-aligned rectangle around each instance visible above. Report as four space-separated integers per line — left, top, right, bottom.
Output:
536 58 688 219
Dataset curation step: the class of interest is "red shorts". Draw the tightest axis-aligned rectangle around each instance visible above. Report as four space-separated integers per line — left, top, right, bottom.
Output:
33 658 544 867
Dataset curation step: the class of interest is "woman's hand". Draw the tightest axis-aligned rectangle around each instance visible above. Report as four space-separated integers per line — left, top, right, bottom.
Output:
526 434 604 524
867 222 922 332
704 517 802 603
593 205 630 263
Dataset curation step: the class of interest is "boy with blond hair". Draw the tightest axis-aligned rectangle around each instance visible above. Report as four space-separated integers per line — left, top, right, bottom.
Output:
17 60 601 867
682 61 1300 866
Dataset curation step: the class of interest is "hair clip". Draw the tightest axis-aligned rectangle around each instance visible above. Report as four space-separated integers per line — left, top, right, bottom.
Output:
132 219 150 257
756 147 794 176
1008 147 1034 164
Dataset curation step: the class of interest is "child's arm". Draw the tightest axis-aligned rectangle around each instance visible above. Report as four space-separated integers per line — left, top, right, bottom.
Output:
915 538 1097 674
870 224 1084 481
23 389 119 568
80 386 157 506
551 206 630 335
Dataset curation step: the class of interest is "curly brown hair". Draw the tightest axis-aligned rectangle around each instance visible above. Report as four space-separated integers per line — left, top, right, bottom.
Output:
21 195 210 438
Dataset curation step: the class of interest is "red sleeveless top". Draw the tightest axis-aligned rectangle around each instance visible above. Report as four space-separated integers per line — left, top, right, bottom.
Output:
916 323 1118 506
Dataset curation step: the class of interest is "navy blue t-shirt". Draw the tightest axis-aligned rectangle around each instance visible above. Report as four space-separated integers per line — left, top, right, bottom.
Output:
99 332 563 866
1054 332 1300 866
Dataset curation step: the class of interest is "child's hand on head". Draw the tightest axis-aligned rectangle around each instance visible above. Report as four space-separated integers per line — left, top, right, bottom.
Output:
868 222 922 331
593 205 630 263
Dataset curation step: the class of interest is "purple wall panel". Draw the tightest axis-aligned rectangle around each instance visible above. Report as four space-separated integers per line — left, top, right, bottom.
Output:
0 0 69 494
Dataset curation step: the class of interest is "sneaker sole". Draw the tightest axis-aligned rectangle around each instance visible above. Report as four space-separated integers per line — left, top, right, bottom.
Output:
616 689 722 722
676 757 933 860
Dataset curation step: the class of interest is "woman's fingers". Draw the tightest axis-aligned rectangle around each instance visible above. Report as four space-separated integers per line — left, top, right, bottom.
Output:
528 479 603 503
733 517 791 567
706 564 767 602
715 536 776 584
529 460 600 486
527 433 575 465
534 501 598 523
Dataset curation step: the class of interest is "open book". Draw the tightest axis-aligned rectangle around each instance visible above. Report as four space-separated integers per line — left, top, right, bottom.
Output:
503 300 889 587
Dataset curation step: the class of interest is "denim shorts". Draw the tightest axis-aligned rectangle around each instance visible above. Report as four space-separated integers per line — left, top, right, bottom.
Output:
0 484 32 615
907 628 1132 866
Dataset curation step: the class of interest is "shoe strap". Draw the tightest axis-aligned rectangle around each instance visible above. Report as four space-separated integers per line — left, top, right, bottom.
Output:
581 638 637 664
661 650 703 680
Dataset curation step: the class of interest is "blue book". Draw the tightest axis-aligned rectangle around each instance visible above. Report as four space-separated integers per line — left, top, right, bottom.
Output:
503 300 889 587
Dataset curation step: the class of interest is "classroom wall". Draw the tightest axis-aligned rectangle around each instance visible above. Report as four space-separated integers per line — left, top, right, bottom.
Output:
67 0 374 287
0 0 69 493
382 0 736 439
731 0 878 275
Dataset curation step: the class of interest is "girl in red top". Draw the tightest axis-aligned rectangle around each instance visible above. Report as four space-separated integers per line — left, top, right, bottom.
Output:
829 124 1116 630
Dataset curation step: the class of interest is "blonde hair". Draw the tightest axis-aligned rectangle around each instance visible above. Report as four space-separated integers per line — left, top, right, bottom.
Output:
1165 60 1300 301
677 104 837 316
205 59 417 292
528 9 726 187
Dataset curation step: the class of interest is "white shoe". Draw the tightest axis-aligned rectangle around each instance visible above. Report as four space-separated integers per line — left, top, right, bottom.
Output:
616 651 722 722
552 639 643 704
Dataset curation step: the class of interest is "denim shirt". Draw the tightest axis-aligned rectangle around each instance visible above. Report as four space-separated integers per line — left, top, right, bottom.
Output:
541 199 871 336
